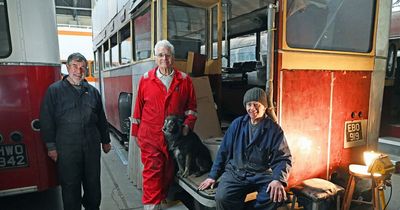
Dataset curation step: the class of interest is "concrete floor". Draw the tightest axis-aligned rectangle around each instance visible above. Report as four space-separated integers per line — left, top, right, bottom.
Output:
100 135 187 210
0 135 187 210
2 134 398 210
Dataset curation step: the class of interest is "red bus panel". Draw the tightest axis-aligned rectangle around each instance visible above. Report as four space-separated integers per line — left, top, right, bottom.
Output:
0 65 59 195
103 75 132 131
280 70 331 186
280 70 371 187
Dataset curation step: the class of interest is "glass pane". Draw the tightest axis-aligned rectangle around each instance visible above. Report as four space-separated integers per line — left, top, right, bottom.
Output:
120 24 132 64
134 9 151 60
94 51 99 73
104 42 110 69
85 62 90 77
111 34 119 67
229 34 256 67
104 50 110 69
286 0 375 52
260 31 268 67
221 40 227 67
167 1 206 59
87 60 94 77
212 6 218 59
0 0 11 58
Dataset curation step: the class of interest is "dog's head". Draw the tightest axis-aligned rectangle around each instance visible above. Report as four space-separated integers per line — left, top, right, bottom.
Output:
162 115 184 141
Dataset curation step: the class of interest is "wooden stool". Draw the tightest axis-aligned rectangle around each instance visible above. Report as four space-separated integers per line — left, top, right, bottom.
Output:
341 164 386 210
290 178 344 210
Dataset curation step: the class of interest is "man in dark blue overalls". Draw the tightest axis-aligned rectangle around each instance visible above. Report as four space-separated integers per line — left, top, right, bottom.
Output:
199 87 292 210
40 53 111 210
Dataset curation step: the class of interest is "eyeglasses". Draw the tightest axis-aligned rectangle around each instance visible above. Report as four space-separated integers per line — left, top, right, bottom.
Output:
156 53 173 58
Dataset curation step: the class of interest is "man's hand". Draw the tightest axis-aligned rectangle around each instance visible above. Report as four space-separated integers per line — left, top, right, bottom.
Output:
102 143 111 153
48 150 58 162
198 178 216 191
267 180 287 203
182 125 190 136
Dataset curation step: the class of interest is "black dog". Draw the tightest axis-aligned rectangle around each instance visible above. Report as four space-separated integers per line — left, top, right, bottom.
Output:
162 115 212 178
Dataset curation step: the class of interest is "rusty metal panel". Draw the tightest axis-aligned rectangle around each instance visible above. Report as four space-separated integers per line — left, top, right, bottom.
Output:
280 70 331 186
280 70 372 187
329 71 371 174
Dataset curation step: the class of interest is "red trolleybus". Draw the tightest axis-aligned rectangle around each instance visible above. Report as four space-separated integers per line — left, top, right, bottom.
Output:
0 0 60 196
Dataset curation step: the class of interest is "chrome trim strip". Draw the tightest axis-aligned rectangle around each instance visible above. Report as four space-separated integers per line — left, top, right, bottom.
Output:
0 62 60 66
0 186 38 197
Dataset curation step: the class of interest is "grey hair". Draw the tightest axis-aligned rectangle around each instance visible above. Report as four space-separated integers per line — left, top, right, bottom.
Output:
154 40 175 56
67 52 87 65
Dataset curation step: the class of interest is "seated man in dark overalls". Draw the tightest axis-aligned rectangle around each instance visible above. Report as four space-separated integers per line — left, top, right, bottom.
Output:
198 87 292 210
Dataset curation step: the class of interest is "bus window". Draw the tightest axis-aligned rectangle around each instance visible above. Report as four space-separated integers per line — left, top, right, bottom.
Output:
229 34 256 67
286 0 375 52
212 5 218 59
0 0 11 58
94 51 98 73
120 23 132 65
85 60 94 78
104 41 110 69
134 8 151 60
111 34 119 67
85 63 90 77
95 48 102 72
259 31 268 66
167 1 206 59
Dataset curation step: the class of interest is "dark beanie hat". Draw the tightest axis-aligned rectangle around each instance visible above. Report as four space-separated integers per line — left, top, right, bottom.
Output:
243 87 267 108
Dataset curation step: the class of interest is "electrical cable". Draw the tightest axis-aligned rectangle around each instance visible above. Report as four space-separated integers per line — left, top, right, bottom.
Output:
383 185 392 210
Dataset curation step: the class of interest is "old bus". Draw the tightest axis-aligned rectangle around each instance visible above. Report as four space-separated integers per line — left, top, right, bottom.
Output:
0 0 59 196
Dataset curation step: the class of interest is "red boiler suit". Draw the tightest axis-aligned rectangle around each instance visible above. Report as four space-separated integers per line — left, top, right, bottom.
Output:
131 67 197 204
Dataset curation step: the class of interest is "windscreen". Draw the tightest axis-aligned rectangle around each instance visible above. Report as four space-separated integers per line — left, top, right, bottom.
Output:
286 0 375 52
0 0 11 58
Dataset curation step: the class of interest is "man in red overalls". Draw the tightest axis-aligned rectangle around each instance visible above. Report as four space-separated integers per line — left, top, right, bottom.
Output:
131 40 197 210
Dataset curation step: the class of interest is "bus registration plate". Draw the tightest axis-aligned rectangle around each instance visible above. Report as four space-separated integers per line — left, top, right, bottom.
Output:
344 120 367 148
0 144 28 169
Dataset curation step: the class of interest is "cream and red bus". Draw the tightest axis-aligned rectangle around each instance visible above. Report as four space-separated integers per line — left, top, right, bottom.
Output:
0 0 60 196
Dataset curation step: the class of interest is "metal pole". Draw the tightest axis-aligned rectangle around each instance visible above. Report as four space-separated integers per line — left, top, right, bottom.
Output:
156 0 163 41
265 3 278 122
